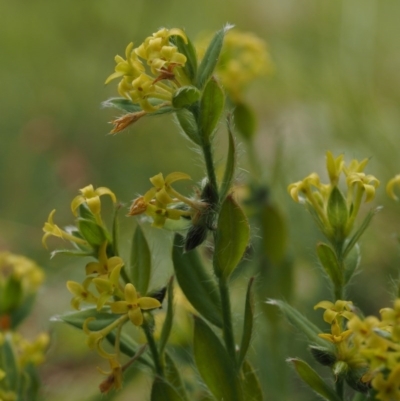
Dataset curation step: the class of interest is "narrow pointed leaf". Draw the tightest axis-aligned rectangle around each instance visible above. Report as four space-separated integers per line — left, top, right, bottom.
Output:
288 358 342 401
219 116 236 201
50 249 94 258
10 294 36 329
130 224 151 295
234 102 256 141
327 187 348 234
174 35 198 82
175 109 201 145
193 316 242 401
164 352 190 401
197 25 233 88
172 86 200 109
316 242 343 287
158 278 174 356
213 195 250 278
151 377 184 401
343 207 380 258
238 278 255 368
241 360 263 401
53 306 119 331
172 235 222 327
267 299 335 350
199 77 225 142
78 203 97 222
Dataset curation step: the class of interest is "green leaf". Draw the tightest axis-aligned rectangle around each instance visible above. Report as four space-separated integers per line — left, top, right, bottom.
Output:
193 316 242 401
199 77 225 142
327 186 348 236
234 103 256 141
196 24 233 89
78 218 107 247
1 276 22 313
1 333 20 391
53 306 120 331
20 364 40 401
213 195 250 278
130 224 151 295
174 35 198 83
267 299 334 350
175 109 201 145
158 278 174 356
238 278 255 368
316 242 343 287
241 360 263 401
288 358 342 401
77 203 97 222
343 207 381 258
344 244 360 284
151 377 184 401
164 352 190 401
261 203 288 265
172 235 223 328
172 86 200 109
219 116 236 201
10 294 36 329
102 97 142 113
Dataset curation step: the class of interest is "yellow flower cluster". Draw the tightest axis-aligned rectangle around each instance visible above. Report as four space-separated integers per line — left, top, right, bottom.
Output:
128 172 206 229
315 298 400 399
106 28 189 116
0 252 44 298
288 152 380 240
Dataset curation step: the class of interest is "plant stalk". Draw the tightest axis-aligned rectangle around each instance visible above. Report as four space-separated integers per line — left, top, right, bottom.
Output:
142 319 163 376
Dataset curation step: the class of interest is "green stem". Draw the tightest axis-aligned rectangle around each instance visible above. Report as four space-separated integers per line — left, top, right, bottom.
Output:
142 319 163 376
335 376 344 400
218 276 237 365
202 141 219 200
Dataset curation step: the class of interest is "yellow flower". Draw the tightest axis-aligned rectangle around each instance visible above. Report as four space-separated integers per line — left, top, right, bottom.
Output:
135 28 188 75
99 358 123 393
372 364 400 401
343 157 370 176
83 315 128 359
380 299 400 341
110 283 161 326
85 242 124 276
105 42 145 85
387 175 400 201
92 264 124 311
314 300 354 324
42 210 88 249
66 278 97 310
346 172 380 203
128 172 201 228
326 151 344 186
17 332 50 367
318 320 352 344
71 184 116 217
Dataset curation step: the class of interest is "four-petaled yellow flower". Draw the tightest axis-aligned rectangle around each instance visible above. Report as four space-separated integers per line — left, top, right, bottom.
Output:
326 151 344 186
111 283 161 326
67 277 97 310
318 320 352 344
314 300 354 324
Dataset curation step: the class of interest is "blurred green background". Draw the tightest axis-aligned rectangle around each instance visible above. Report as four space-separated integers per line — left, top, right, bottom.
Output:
2 0 400 399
